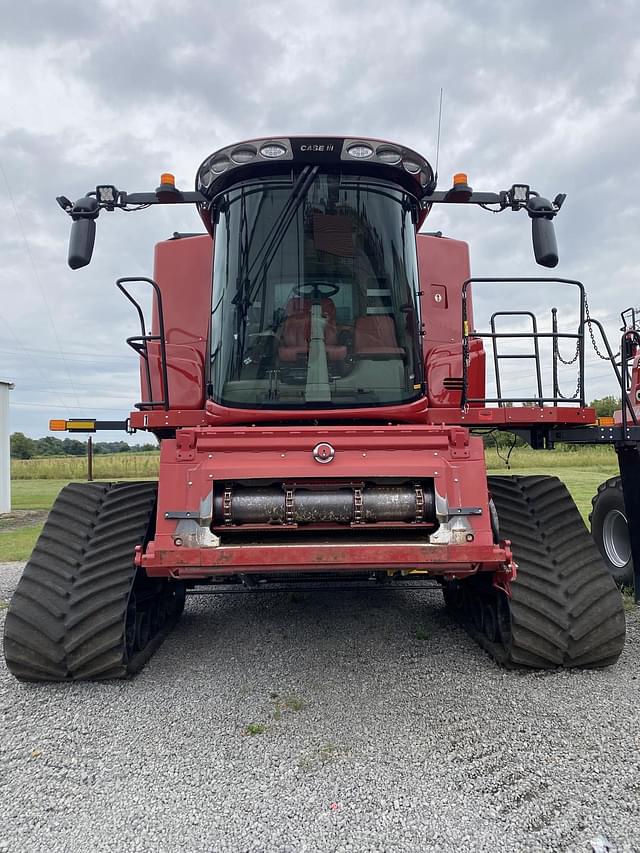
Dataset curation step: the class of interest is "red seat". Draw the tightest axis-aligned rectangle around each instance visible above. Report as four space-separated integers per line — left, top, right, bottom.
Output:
279 297 346 362
354 315 404 358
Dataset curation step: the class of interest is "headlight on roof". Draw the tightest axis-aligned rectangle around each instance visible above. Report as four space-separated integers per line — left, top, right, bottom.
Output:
211 156 230 174
347 143 374 159
402 159 421 174
376 146 402 164
260 142 288 158
231 146 257 164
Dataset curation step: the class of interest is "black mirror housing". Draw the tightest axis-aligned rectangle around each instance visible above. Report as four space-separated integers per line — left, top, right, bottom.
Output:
67 196 99 269
68 218 96 269
529 196 558 268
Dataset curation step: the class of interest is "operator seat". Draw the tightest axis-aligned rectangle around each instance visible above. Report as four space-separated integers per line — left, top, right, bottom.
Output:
354 315 404 358
279 297 346 362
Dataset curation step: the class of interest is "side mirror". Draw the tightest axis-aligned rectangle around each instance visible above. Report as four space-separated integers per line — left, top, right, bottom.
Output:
529 196 558 268
68 218 96 269
67 196 99 269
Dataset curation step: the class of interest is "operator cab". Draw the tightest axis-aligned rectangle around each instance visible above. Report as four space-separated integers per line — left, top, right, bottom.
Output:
197 138 432 410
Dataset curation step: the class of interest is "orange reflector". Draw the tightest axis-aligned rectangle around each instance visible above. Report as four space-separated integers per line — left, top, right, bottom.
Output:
160 172 175 187
453 172 469 186
49 419 97 432
598 416 615 426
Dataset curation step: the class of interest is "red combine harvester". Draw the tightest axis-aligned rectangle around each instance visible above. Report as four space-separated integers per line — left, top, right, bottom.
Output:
590 306 640 586
5 135 638 681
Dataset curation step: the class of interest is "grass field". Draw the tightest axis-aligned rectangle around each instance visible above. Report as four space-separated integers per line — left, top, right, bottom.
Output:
10 444 619 480
11 452 160 480
0 446 620 561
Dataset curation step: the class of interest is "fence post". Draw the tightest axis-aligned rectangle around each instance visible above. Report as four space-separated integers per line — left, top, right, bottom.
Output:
0 380 15 513
87 436 93 482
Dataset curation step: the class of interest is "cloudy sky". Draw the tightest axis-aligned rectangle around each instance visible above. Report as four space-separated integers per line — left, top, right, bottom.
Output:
1 0 639 440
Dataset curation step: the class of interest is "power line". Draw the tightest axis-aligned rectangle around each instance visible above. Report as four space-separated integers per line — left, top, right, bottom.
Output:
0 314 70 407
0 345 132 362
0 161 82 407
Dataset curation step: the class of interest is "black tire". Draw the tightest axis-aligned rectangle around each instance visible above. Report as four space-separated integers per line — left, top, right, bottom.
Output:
589 477 633 587
3 481 177 682
454 476 626 669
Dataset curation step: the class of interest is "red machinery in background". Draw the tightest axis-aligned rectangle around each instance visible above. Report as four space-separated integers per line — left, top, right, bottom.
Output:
590 306 640 586
5 136 636 681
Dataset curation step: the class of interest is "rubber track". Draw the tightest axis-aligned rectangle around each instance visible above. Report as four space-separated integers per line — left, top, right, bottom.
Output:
488 475 626 668
4 481 158 681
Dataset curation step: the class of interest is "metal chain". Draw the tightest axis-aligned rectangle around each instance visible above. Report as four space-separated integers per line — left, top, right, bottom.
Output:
555 338 579 365
556 374 581 402
583 290 612 361
555 291 611 364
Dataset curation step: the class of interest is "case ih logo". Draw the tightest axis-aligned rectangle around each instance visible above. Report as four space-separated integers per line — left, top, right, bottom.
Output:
312 442 335 464
293 138 342 160
300 144 335 152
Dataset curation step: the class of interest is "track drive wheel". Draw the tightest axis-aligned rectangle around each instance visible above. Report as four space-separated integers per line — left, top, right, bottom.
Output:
589 477 633 587
3 481 184 681
444 476 626 669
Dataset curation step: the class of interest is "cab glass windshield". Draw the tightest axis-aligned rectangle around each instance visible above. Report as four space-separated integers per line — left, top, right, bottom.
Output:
210 172 422 409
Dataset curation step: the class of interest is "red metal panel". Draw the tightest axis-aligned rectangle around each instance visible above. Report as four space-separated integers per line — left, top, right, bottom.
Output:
142 540 510 578
148 425 499 578
425 406 597 426
417 234 472 345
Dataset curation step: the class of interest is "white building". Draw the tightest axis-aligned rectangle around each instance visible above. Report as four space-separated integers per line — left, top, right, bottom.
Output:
0 380 15 513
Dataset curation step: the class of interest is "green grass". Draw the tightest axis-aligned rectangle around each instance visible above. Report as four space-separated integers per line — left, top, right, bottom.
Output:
486 466 618 524
0 525 44 562
12 453 160 480
10 479 73 510
244 723 266 736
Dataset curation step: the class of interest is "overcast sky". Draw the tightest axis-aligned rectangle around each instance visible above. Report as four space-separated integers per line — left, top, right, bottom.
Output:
1 0 639 440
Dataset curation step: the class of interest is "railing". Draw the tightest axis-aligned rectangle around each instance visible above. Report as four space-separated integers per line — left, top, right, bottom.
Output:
461 277 586 408
460 277 639 427
116 277 170 411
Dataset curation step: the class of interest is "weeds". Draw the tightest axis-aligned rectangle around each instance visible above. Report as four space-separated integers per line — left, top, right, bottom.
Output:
622 588 636 613
244 723 266 736
298 743 343 772
272 694 305 719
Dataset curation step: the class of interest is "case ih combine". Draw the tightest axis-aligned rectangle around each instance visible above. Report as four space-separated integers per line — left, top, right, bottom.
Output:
5 135 639 681
590 306 640 586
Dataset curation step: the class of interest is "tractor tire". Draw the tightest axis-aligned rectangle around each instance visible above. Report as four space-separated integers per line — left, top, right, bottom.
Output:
3 481 184 681
589 477 633 588
444 475 626 669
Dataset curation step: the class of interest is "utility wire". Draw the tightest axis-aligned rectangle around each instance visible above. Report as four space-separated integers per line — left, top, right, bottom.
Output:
0 161 82 407
0 314 68 407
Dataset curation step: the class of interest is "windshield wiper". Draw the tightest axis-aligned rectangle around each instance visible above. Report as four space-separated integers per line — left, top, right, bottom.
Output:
246 165 318 282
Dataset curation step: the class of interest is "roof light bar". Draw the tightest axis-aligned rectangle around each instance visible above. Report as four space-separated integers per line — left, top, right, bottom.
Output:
195 136 435 200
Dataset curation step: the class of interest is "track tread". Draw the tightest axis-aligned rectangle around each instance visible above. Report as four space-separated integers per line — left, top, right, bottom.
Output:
3 481 160 681
489 475 626 668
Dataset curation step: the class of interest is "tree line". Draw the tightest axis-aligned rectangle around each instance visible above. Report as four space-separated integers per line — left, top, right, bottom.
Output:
10 432 158 459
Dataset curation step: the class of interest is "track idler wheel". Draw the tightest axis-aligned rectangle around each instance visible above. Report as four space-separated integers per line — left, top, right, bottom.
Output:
3 481 185 681
444 476 626 669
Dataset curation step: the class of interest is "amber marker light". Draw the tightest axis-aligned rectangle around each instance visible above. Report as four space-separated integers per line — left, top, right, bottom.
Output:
160 173 176 187
49 419 66 431
453 172 469 186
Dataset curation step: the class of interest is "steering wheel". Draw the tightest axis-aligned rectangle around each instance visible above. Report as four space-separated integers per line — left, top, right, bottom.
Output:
293 280 340 299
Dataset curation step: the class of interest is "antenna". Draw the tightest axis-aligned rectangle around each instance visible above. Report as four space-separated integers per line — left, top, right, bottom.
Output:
434 87 444 187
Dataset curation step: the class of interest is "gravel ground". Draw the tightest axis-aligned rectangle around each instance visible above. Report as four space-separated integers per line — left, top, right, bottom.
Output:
1 562 639 853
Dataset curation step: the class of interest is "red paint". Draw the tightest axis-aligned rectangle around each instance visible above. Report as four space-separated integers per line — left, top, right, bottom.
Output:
117 168 600 586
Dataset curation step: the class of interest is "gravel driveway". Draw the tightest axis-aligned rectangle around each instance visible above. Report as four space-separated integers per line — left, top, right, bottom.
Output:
1 562 639 853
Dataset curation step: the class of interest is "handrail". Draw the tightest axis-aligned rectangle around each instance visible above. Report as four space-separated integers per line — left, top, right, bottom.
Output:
116 277 170 411
461 277 586 408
